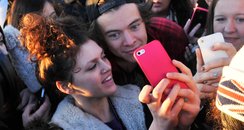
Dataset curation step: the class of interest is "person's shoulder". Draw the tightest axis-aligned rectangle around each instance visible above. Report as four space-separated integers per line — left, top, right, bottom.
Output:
117 84 140 91
147 17 185 37
3 25 20 36
3 25 20 50
115 84 140 97
149 17 182 29
147 17 188 43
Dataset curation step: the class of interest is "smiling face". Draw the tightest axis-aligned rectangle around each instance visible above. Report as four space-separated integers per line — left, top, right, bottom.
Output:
213 0 244 50
97 3 147 63
71 40 117 97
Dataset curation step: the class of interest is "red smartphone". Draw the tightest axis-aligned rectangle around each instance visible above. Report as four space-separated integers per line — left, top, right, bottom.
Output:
188 6 208 37
133 40 187 89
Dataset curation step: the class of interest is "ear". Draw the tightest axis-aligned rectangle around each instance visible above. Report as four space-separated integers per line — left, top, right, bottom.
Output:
56 81 74 94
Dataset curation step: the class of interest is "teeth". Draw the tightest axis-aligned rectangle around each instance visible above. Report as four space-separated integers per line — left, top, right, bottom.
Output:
104 76 112 82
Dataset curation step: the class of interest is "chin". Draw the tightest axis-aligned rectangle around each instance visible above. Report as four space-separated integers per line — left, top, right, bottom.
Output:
231 41 243 50
107 85 117 95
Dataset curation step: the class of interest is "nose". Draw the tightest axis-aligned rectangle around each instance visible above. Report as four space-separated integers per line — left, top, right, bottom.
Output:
100 60 111 74
123 30 136 46
224 19 237 33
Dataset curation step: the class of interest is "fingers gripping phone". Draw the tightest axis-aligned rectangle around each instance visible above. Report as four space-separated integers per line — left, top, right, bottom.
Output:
198 32 228 64
188 6 208 37
133 40 187 89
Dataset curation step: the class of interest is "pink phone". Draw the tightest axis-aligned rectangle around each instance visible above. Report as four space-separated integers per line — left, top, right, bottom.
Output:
188 6 208 37
133 40 187 89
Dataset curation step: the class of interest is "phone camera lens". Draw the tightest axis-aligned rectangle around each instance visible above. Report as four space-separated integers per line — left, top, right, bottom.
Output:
137 49 145 56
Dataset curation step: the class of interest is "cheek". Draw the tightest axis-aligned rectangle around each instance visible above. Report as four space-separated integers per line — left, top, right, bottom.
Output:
237 25 244 37
107 42 122 54
139 27 148 43
213 22 224 33
73 73 100 89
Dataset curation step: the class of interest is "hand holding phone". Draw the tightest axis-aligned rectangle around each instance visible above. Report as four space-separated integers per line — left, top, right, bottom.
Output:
133 40 187 89
198 32 228 64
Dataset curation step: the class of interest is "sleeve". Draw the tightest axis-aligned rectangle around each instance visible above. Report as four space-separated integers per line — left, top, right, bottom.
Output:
3 25 42 93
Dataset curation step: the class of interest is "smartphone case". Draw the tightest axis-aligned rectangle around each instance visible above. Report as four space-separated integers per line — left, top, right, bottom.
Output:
198 32 228 64
133 40 187 88
189 6 208 37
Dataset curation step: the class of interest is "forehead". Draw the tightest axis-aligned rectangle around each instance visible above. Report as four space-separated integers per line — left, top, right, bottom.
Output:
97 3 141 31
215 0 244 15
76 40 102 65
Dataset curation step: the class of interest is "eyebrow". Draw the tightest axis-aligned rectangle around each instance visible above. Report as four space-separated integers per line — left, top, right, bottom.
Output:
215 13 244 17
105 18 142 35
88 50 104 63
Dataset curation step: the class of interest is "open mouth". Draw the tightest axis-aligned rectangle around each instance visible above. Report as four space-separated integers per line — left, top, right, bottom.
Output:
102 75 112 84
124 46 140 55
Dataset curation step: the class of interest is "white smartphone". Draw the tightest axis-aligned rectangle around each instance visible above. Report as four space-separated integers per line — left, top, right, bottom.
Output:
198 32 228 64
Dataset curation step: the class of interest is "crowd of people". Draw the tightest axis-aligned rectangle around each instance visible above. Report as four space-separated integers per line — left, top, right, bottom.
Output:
0 0 243 130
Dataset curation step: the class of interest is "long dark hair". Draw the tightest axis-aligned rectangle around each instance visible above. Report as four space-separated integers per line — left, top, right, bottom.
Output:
205 0 219 35
20 13 89 103
8 0 46 29
170 0 193 27
87 0 152 57
0 26 23 129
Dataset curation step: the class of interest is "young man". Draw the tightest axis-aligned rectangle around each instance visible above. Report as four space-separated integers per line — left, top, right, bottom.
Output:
87 0 189 87
86 1 195 129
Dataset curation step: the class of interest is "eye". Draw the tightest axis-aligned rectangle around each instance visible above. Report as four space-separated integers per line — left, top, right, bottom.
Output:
236 17 244 23
214 17 226 22
107 32 120 40
130 22 141 31
87 63 97 71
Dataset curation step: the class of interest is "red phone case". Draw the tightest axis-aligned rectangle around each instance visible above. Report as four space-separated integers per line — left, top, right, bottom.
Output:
133 40 187 89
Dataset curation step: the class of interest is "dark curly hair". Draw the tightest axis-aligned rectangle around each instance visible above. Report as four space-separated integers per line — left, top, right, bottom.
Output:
87 0 152 56
20 13 89 96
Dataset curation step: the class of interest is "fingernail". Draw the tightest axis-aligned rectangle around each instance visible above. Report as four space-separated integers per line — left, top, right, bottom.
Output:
166 73 172 77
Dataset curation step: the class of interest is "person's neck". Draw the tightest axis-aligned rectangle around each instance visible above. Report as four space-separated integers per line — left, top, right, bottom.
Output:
74 96 113 122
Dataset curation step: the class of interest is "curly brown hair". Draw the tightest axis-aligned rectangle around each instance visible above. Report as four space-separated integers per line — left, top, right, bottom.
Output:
19 13 88 95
